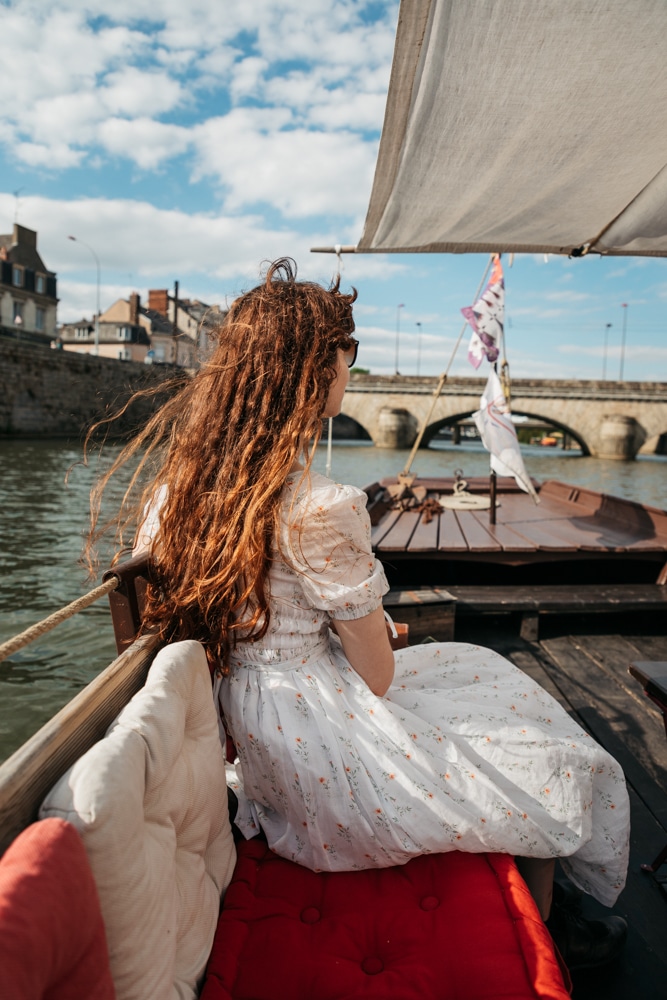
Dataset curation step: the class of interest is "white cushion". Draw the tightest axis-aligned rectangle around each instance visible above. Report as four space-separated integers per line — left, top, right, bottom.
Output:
40 640 236 1000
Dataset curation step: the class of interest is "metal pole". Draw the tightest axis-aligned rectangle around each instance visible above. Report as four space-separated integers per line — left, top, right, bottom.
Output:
325 417 334 478
415 322 422 375
602 323 612 380
395 304 404 374
68 235 101 356
489 469 497 525
619 304 628 380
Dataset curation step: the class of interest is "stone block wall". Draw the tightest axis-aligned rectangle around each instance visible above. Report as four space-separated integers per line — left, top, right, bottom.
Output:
0 339 187 440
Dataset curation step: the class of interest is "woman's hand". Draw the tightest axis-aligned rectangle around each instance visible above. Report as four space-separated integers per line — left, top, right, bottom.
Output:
331 605 395 696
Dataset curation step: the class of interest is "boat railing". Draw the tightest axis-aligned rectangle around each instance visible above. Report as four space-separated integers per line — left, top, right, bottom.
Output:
0 552 159 854
102 552 153 653
0 633 160 855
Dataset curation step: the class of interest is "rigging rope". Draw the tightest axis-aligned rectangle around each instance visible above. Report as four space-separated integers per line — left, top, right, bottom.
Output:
0 575 120 663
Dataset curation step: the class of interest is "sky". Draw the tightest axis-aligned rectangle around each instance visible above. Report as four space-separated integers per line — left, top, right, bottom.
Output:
2 0 666 382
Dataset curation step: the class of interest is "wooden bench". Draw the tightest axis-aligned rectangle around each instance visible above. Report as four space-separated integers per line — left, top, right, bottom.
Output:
386 583 667 642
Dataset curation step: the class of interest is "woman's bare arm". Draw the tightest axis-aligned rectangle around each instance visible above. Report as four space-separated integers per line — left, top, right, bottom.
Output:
332 605 395 696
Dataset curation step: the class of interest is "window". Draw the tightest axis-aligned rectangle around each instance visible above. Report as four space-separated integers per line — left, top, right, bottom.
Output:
117 347 131 360
35 274 46 294
35 307 45 331
116 326 132 341
12 266 23 287
75 327 90 340
13 301 24 324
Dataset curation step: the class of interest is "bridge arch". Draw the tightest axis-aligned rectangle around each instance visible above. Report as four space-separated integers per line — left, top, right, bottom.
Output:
336 408 373 441
422 408 591 455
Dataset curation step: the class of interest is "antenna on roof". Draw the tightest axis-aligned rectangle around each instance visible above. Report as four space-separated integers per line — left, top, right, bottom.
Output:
13 189 24 225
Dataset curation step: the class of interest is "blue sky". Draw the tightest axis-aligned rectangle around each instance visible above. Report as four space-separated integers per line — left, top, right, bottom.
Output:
2 0 666 381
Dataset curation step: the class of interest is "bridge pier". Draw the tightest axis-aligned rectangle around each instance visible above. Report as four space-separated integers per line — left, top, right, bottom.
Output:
375 407 419 449
596 414 644 460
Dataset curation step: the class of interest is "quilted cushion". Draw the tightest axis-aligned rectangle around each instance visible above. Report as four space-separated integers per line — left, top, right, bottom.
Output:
0 817 114 1000
202 840 570 1000
40 640 236 1000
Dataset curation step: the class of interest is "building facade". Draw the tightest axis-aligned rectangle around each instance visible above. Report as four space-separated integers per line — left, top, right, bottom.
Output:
0 224 58 344
59 288 224 367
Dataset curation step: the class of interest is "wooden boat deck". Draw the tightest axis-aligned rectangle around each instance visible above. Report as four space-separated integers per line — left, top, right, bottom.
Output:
453 615 667 1000
367 478 667 586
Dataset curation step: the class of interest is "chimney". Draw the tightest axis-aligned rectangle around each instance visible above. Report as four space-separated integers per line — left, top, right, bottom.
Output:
148 289 169 315
129 292 140 325
12 224 37 249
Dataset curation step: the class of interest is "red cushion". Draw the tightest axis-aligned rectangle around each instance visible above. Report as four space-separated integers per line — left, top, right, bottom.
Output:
202 840 570 1000
0 819 114 1000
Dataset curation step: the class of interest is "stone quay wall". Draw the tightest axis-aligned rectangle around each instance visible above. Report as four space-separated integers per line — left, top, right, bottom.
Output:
0 339 187 440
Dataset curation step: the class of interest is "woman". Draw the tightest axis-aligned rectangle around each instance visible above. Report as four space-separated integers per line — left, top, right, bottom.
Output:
93 259 629 970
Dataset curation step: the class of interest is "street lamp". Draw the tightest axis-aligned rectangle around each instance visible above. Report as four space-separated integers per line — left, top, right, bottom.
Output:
602 323 612 380
415 321 422 376
619 303 628 381
395 303 404 374
68 235 100 356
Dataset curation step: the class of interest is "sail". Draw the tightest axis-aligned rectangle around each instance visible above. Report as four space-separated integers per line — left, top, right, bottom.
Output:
473 370 539 501
358 0 667 257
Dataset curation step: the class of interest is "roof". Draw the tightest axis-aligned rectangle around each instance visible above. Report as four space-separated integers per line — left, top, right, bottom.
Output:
0 224 52 273
142 307 175 335
357 0 667 257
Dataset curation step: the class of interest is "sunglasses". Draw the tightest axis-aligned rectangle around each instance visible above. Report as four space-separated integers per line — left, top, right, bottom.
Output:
343 339 359 368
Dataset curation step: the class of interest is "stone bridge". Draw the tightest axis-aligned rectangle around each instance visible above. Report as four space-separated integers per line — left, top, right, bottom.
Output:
341 375 667 459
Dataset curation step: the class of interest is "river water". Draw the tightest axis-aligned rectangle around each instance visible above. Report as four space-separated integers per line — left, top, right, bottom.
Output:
1 436 665 763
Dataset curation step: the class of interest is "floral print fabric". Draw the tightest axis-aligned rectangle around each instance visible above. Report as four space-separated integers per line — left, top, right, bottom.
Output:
221 472 629 906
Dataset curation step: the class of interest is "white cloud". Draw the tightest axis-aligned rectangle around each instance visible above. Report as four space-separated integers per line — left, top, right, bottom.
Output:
98 118 191 169
56 280 140 323
229 57 270 102
14 142 85 169
101 67 185 117
21 92 102 149
192 111 377 217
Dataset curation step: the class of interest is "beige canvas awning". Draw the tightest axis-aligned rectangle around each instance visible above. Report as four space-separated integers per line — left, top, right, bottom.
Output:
357 0 667 257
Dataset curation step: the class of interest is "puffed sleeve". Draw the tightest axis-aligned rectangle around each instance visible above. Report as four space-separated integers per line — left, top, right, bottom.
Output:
281 480 389 620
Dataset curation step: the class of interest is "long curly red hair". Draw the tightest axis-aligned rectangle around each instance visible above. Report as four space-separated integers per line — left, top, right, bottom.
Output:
87 258 357 667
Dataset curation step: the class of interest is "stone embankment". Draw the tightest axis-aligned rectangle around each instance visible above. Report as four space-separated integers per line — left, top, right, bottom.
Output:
0 339 187 439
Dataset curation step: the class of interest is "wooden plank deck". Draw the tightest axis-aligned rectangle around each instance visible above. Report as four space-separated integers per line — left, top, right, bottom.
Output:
368 479 667 573
452 616 667 1000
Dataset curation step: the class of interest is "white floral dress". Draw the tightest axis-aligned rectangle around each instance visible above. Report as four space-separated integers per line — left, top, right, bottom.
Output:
220 471 630 906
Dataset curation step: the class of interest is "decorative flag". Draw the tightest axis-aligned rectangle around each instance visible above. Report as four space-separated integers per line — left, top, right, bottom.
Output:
473 369 539 502
461 255 504 369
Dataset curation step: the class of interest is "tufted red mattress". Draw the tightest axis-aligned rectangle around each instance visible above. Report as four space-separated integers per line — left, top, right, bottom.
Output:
201 838 571 1000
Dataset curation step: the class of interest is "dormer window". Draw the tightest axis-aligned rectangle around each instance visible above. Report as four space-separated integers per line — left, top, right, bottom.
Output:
117 326 132 341
12 266 23 287
35 274 46 294
75 327 90 340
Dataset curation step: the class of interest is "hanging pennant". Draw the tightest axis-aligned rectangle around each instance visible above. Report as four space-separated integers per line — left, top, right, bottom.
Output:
461 255 504 369
473 369 539 502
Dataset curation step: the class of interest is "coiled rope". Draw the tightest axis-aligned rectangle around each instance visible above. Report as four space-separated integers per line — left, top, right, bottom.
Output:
0 575 120 664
